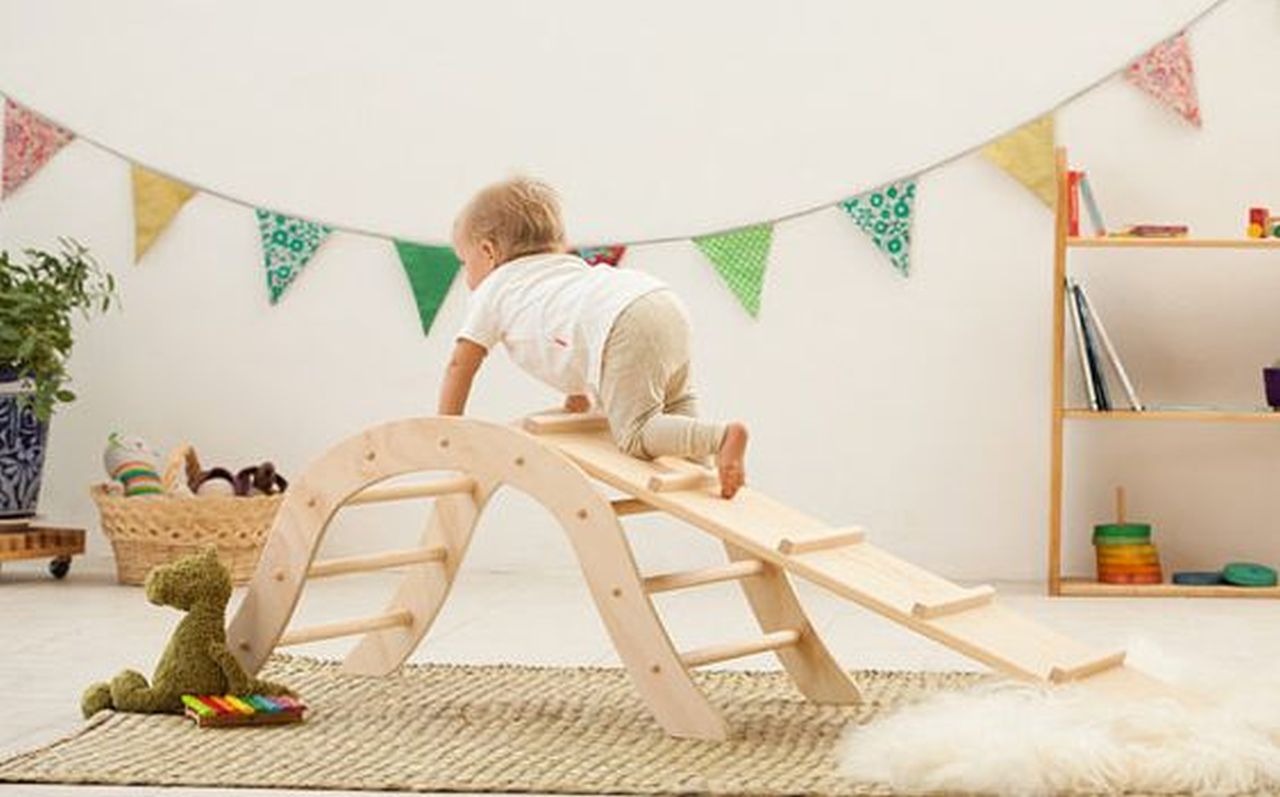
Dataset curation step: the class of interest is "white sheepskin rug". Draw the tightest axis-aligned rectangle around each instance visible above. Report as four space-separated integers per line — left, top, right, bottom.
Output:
838 641 1280 795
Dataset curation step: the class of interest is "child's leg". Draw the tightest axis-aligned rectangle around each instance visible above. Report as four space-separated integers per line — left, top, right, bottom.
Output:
640 363 724 462
663 364 748 499
599 293 725 461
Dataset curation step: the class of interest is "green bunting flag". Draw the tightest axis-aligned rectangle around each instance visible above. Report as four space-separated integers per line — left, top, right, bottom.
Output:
693 224 773 317
395 241 461 335
838 180 916 277
255 209 333 304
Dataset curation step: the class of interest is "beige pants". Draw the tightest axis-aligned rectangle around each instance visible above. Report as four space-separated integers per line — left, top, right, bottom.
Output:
598 290 726 460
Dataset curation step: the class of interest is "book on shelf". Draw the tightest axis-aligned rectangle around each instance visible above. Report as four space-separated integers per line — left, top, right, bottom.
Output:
1065 278 1144 412
1075 283 1143 411
1110 224 1189 238
1067 171 1082 237
1071 282 1111 410
1077 173 1107 236
1065 278 1098 411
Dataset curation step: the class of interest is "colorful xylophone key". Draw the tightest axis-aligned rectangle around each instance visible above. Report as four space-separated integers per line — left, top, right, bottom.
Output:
181 693 306 728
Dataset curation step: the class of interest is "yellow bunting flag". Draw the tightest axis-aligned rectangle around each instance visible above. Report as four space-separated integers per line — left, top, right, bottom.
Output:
132 164 196 262
981 115 1056 206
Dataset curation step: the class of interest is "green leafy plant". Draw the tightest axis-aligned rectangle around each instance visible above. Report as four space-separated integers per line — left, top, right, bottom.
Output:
0 238 117 422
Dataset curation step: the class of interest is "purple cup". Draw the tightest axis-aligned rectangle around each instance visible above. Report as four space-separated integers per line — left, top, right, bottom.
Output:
1265 367 1280 410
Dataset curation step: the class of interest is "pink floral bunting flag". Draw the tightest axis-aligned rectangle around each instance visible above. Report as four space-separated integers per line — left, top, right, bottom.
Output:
1125 32 1201 127
3 99 75 197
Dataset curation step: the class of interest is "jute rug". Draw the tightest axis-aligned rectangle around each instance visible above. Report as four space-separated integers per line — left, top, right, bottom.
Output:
0 655 984 795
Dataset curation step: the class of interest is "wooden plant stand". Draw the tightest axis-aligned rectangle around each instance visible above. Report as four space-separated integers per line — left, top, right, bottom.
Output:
228 413 1169 740
0 523 85 579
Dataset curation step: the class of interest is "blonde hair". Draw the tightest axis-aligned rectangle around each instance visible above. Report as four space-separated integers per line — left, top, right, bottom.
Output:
455 177 566 263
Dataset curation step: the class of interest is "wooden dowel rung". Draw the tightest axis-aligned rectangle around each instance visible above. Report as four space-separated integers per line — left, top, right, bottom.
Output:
611 498 656 517
1048 650 1127 684
647 470 717 493
278 610 414 647
777 528 865 555
522 413 610 434
911 585 997 619
681 629 802 668
643 560 766 594
346 476 475 506
307 546 447 579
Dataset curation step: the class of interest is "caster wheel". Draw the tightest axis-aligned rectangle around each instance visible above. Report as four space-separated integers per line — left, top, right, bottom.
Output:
49 556 71 579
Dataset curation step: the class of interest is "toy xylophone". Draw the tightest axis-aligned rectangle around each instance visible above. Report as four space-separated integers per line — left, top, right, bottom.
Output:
181 694 306 727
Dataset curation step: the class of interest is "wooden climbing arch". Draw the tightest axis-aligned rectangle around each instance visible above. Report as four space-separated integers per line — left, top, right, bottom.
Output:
228 412 1166 741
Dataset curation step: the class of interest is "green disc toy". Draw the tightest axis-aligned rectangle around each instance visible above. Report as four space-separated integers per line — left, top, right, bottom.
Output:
1222 562 1277 587
1092 523 1151 545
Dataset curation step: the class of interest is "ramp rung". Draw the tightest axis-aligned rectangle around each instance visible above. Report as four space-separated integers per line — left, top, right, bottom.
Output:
1048 650 1127 684
308 546 447 579
911 585 996 619
777 528 865 555
346 477 475 506
647 469 717 493
278 610 414 647
644 560 766 594
611 498 657 517
522 413 610 434
681 629 801 668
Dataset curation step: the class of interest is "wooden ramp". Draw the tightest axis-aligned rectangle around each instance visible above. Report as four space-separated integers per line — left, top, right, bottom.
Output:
524 412 1167 694
227 412 1169 744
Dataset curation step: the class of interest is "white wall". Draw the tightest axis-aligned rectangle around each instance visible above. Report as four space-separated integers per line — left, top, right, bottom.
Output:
4 0 1280 584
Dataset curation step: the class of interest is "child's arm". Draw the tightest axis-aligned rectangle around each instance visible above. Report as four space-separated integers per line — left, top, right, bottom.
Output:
438 340 488 415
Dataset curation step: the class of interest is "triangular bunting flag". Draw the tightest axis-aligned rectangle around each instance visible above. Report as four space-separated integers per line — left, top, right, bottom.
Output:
982 115 1056 205
574 245 627 267
693 224 772 317
255 209 332 304
394 241 461 335
839 180 917 277
132 165 196 261
3 99 74 197
1125 32 1201 127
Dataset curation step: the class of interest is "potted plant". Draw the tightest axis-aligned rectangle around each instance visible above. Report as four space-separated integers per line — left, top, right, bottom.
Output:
1266 359 1280 412
0 239 116 519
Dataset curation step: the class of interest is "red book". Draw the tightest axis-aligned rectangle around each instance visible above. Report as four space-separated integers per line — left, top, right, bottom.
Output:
1067 170 1082 237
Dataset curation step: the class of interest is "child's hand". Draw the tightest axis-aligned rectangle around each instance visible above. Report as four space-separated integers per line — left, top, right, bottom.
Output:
564 394 591 413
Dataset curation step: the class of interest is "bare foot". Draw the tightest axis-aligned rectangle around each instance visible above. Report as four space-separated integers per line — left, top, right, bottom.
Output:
716 423 749 499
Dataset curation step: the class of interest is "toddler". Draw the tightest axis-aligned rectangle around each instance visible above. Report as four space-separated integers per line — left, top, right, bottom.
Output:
437 177 749 499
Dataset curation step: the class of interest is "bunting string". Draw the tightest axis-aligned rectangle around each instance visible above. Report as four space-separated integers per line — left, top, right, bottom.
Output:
0 0 1230 323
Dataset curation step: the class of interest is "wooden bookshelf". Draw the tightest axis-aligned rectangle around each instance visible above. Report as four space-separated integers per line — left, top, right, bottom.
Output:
1069 237 1280 249
1059 578 1280 598
1048 148 1280 599
1064 409 1280 423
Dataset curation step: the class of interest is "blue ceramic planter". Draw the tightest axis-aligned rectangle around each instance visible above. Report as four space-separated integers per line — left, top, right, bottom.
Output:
0 374 48 518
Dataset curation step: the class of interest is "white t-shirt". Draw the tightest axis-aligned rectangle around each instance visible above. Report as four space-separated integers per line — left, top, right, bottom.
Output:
457 253 666 394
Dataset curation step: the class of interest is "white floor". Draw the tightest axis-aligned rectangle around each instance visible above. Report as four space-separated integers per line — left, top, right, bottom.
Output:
5 555 1280 797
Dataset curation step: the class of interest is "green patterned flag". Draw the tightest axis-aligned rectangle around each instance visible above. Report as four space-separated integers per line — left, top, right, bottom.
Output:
693 223 773 317
395 241 461 335
839 180 917 277
255 209 333 304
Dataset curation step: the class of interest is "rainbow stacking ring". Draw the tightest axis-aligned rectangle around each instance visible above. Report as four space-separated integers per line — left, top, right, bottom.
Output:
1092 523 1151 545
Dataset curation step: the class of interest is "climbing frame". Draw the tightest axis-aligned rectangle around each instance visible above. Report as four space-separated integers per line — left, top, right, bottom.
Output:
228 412 1168 742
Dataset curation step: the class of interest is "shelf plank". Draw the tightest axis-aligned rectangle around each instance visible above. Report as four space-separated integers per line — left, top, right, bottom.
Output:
1061 578 1280 599
1068 237 1280 249
1063 409 1280 423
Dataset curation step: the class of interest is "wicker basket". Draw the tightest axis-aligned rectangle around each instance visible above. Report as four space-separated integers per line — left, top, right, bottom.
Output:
90 444 283 585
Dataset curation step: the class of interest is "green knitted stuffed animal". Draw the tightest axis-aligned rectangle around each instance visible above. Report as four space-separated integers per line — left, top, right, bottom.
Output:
81 547 292 718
